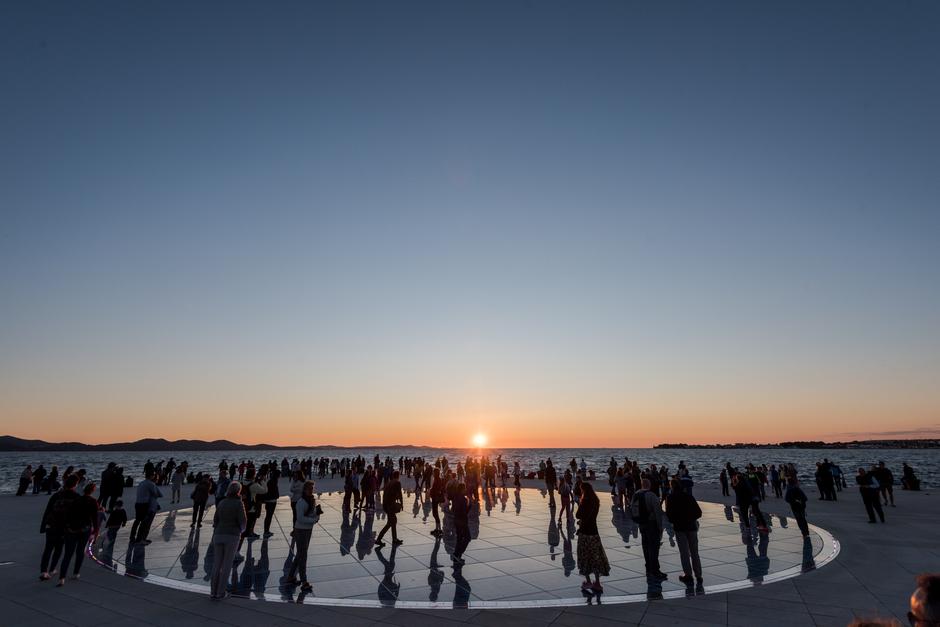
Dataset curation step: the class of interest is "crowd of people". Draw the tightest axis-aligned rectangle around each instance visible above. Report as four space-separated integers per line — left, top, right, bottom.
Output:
20 452 926 607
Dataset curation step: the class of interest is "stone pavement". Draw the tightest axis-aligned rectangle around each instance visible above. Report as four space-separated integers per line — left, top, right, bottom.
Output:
0 477 933 626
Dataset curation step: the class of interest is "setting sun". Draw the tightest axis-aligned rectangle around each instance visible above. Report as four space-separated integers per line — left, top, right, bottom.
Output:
472 432 488 448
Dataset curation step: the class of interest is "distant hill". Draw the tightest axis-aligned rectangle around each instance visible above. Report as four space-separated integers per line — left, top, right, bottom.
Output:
0 436 424 452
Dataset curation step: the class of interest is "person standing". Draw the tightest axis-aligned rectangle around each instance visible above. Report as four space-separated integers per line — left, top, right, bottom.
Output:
214 469 231 508
544 460 557 508
17 465 33 496
209 482 247 600
32 464 47 495
784 477 811 537
171 466 185 504
285 480 319 592
732 473 769 533
342 466 360 512
665 478 703 587
451 483 471 564
262 469 280 537
429 468 445 536
631 477 667 580
856 467 885 523
129 472 162 545
576 482 610 593
191 474 211 528
39 474 80 581
719 469 730 497
375 471 404 547
57 483 100 586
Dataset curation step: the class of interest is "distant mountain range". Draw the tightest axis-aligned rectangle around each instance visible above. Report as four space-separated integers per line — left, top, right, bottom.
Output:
0 436 423 452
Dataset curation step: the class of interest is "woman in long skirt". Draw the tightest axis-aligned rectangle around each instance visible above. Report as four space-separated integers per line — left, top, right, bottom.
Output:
576 482 610 593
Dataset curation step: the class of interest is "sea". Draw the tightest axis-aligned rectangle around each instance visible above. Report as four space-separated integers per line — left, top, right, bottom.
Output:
1 447 935 494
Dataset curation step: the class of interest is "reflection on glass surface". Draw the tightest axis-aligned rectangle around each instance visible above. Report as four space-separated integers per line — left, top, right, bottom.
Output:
89 489 833 607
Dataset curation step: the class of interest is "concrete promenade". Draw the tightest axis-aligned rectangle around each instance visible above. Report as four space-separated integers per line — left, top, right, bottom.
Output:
0 477 933 626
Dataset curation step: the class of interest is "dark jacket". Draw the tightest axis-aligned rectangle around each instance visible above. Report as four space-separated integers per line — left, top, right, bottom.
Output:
784 486 808 511
665 491 702 532
382 480 403 513
452 494 469 526
576 494 600 536
66 495 100 534
40 489 79 534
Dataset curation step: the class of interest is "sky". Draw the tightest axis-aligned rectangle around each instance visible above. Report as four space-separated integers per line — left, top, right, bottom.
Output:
1 1 939 448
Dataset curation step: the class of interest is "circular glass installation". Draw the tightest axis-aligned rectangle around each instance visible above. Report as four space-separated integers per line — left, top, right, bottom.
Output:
91 488 838 608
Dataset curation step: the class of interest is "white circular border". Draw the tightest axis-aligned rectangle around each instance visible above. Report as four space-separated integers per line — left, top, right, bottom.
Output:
88 504 840 610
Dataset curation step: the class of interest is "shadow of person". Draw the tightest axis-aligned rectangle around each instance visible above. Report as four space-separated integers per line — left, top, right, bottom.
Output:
452 563 471 609
376 544 400 607
514 488 522 515
252 537 270 600
428 535 444 602
340 510 356 557
610 505 635 548
744 532 770 584
161 510 177 542
801 535 816 573
356 509 375 560
125 543 148 579
724 505 735 523
180 528 199 579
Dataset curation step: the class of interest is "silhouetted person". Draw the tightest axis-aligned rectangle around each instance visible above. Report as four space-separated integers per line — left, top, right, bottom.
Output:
856 467 885 523
909 573 940 626
451 483 471 564
39 474 80 581
375 471 403 547
665 478 703 588
784 477 811 537
576 482 610 594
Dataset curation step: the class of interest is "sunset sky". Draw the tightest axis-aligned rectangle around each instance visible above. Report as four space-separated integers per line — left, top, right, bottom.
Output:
1 2 939 448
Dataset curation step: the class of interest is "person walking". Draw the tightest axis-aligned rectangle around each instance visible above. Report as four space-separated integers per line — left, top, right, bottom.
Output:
576 482 610 594
665 478 703 587
875 461 895 508
429 468 445 536
375 471 404 547
784 477 811 537
631 477 667 580
39 474 80 581
129 471 162 545
285 480 319 592
209 482 247 600
57 483 100 586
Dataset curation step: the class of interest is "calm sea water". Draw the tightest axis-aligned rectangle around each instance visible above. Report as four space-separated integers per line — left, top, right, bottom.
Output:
1 447 934 494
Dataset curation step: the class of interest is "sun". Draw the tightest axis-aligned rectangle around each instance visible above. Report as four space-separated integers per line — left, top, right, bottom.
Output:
472 432 488 448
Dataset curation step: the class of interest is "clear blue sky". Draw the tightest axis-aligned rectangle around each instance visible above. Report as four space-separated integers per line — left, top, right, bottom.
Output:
1 1 938 446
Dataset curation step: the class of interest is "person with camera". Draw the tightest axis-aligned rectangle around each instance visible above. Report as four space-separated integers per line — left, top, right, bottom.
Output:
286 479 320 592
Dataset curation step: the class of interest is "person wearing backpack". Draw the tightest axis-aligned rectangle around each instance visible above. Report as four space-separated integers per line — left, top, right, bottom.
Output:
630 477 666 580
665 478 703 587
39 474 80 581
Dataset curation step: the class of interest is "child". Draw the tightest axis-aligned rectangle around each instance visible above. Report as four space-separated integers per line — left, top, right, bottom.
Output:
106 499 128 542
